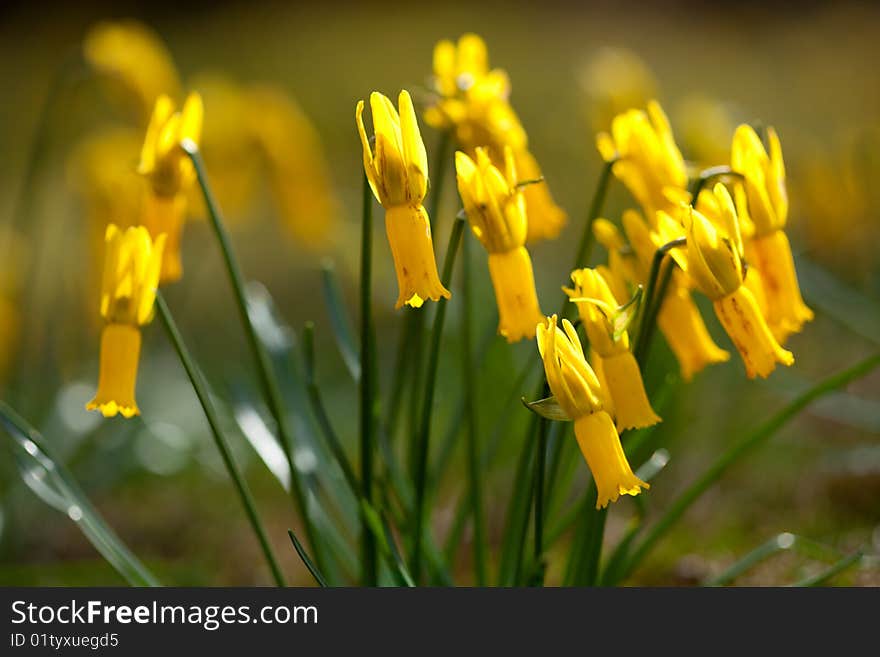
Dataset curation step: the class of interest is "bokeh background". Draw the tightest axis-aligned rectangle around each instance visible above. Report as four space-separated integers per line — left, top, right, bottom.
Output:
1 0 878 585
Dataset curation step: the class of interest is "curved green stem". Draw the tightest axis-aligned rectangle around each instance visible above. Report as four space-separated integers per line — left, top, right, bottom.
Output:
411 217 465 582
156 293 286 587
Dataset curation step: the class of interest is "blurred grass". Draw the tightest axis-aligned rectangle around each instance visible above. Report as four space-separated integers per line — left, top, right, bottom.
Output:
1 0 878 585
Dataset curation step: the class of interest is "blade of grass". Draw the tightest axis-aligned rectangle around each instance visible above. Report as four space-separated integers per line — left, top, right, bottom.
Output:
156 293 286 587
182 141 322 572
620 352 880 582
288 529 328 587
320 261 361 381
0 401 160 587
792 552 863 587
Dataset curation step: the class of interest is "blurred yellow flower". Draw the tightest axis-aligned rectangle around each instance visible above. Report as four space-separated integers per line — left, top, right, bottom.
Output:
83 20 182 124
731 125 813 342
674 94 736 167
357 90 449 309
426 33 567 243
537 315 648 508
87 225 166 418
565 268 660 431
139 92 203 283
671 184 793 378
580 47 657 132
455 146 543 341
597 101 687 222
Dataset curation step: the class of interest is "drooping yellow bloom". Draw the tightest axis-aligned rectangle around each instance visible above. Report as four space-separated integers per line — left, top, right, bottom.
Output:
608 210 730 380
536 315 648 509
426 33 567 243
138 92 203 283
455 146 543 341
731 124 813 342
357 90 449 309
83 20 182 124
87 225 165 418
597 101 688 222
565 268 660 431
671 184 793 379
580 47 657 132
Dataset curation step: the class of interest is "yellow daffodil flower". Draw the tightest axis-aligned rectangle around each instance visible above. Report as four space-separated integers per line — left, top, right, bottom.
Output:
357 90 449 309
83 20 182 124
455 146 543 341
426 33 567 243
565 268 660 430
537 315 648 508
672 184 793 379
597 101 688 222
138 92 203 283
602 211 729 380
87 225 166 418
731 124 813 341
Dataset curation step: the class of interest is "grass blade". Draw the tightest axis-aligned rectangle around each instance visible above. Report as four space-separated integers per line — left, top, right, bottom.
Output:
320 260 361 381
288 529 328 587
0 401 160 586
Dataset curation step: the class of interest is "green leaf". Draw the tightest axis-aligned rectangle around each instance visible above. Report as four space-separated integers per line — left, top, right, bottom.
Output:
0 402 160 587
521 396 570 422
320 260 361 381
619 352 880 582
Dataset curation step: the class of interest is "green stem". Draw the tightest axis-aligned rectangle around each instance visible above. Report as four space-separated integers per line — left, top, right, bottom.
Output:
621 352 880 581
689 165 742 199
156 293 286 587
359 174 378 585
531 416 548 585
567 158 616 282
288 529 328 587
461 232 488 585
182 143 321 572
633 238 686 363
411 216 465 582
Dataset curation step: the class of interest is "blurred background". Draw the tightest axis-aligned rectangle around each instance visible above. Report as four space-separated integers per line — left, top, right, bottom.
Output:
0 0 878 585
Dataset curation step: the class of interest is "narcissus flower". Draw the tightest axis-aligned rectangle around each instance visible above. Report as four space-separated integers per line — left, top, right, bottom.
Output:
87 224 166 418
138 92 203 283
565 268 660 431
671 184 793 379
597 101 687 222
83 20 182 124
731 124 813 341
455 146 543 341
536 315 648 509
357 90 449 309
426 33 567 243
599 211 729 381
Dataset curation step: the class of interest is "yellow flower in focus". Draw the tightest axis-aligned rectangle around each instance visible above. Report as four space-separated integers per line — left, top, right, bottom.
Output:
138 92 203 283
455 146 543 341
673 184 793 379
426 34 567 243
605 211 729 381
580 47 657 132
731 125 813 341
356 90 449 309
565 268 660 430
83 20 182 123
536 315 648 508
597 101 688 222
87 225 166 418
